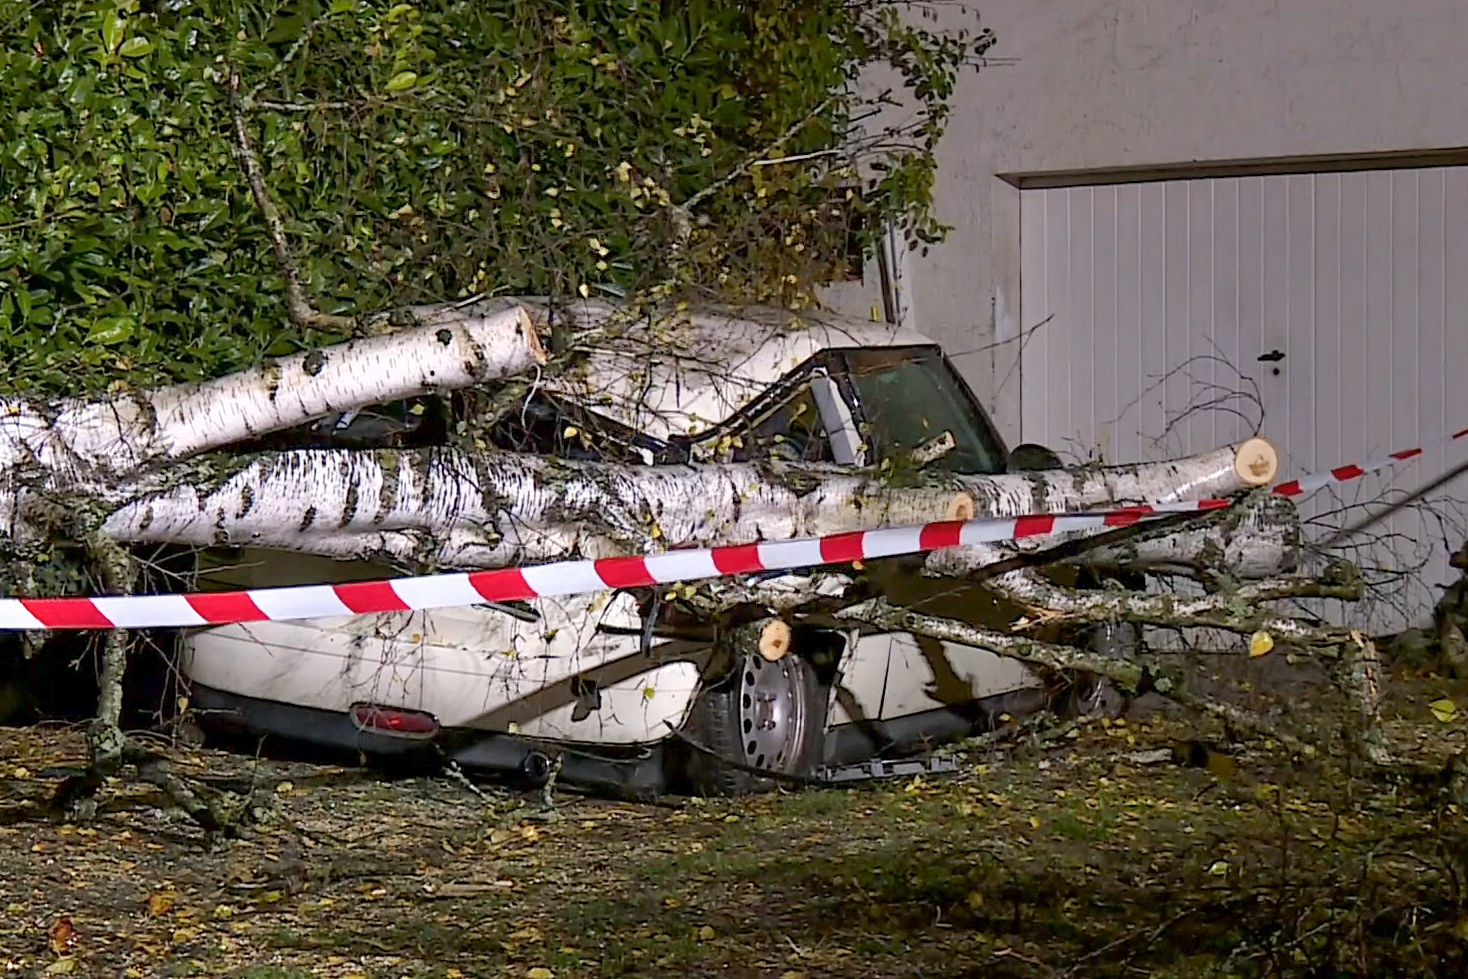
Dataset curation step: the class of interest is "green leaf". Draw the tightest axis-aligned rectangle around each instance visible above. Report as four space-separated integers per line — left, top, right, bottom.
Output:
385 70 418 93
101 9 126 56
119 37 153 58
86 316 135 345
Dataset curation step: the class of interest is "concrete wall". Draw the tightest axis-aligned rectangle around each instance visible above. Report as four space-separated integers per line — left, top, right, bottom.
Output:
850 0 1468 445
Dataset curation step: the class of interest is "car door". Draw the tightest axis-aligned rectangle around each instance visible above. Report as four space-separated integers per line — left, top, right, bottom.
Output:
415 394 677 741
826 346 1045 723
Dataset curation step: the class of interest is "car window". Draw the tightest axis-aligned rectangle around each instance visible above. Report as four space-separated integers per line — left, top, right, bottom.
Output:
841 346 1007 475
728 382 836 464
487 394 651 464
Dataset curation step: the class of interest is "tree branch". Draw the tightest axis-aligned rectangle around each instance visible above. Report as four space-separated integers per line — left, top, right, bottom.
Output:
227 71 358 334
926 543 1359 649
837 598 1325 758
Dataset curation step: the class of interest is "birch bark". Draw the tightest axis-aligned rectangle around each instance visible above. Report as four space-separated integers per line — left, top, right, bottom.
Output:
0 303 545 482
90 442 1274 569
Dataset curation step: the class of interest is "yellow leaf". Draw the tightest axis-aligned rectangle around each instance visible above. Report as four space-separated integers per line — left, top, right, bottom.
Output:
1028 816 1041 829
147 891 176 916
275 781 293 794
1248 631 1274 657
562 426 579 439
578 283 590 298
1431 698 1459 723
527 969 554 979
1207 859 1229 876
697 925 715 940
12 766 29 778
45 958 77 975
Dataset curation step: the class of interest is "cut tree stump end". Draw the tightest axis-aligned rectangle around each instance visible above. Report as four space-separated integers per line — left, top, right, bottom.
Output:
946 493 976 522
758 619 792 661
1233 437 1279 487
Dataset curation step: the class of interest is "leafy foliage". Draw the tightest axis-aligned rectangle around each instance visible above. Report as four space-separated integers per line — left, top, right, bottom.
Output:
0 0 993 395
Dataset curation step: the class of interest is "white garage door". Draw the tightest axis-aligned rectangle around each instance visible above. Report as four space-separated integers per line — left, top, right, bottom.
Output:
1019 166 1468 634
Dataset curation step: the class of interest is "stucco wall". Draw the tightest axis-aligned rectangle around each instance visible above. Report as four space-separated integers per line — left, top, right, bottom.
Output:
848 0 1468 445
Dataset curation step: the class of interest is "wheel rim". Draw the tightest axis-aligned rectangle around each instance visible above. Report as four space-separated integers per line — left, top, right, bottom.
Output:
737 654 808 773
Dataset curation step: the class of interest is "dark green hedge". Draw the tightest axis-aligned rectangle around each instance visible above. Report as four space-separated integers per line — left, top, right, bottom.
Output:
0 0 991 395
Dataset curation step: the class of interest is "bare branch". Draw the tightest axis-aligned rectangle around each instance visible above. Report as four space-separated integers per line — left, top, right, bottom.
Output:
925 542 1359 649
226 72 358 334
838 598 1325 758
682 98 836 214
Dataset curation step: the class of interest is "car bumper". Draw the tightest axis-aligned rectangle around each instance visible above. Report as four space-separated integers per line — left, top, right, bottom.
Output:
188 682 671 798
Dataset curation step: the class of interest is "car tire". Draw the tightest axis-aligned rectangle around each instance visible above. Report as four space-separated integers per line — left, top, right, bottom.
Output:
682 650 827 797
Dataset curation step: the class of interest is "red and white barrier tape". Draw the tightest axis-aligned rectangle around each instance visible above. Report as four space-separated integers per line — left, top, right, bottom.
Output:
1269 425 1468 498
3 424 1465 631
0 500 1224 631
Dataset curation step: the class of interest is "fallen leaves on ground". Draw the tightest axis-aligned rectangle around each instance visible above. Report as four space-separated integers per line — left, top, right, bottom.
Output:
1 666 1467 976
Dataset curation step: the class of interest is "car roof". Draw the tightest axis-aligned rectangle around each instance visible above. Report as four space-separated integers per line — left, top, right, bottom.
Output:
495 297 941 441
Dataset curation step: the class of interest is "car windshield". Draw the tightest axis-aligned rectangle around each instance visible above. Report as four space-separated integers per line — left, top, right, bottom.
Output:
841 346 1007 475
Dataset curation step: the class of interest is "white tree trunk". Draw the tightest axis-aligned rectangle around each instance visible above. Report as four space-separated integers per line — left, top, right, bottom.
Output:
0 303 545 482
98 450 986 566
91 440 1273 569
960 439 1276 519
1076 490 1301 580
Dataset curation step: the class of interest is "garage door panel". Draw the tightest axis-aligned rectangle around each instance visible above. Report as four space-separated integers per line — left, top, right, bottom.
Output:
1091 188 1120 463
1311 174 1344 472
1418 174 1448 441
1135 184 1172 462
1020 166 1468 634
1337 174 1372 477
1112 184 1143 465
1068 185 1096 460
1449 172 1468 385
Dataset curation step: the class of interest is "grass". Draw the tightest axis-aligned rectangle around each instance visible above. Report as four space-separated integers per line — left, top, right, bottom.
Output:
3 668 1468 977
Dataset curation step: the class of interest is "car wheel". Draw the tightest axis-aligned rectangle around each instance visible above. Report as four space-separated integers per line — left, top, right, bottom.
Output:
682 650 826 796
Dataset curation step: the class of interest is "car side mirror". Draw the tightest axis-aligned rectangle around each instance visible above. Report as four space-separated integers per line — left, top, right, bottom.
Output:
1006 443 1063 472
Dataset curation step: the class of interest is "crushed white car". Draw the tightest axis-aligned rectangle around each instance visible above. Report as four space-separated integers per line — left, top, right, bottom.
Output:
181 303 1126 796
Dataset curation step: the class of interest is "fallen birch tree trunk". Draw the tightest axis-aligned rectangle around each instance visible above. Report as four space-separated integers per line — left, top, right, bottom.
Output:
955 490 1302 584
0 295 1274 565
1074 490 1302 581
1 303 546 480
84 440 1278 569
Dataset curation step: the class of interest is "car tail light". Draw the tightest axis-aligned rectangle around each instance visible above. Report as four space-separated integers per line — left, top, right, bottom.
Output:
349 703 439 739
